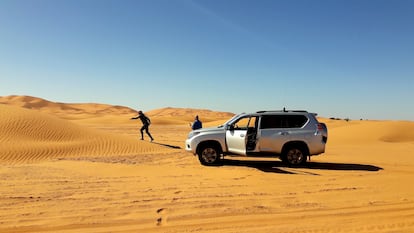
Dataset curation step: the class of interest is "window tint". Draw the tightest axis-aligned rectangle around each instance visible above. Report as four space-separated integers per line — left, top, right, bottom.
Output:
260 115 308 129
234 117 250 130
232 116 257 130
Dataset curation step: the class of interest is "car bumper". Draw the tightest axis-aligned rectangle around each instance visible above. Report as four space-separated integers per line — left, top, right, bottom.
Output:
185 139 196 154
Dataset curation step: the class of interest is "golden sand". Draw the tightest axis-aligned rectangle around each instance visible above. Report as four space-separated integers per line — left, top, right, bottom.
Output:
0 95 413 233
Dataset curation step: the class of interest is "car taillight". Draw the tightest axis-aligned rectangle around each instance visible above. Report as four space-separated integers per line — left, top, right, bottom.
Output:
317 123 324 130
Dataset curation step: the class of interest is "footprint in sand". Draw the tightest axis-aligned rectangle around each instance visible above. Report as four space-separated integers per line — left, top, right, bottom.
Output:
156 208 168 226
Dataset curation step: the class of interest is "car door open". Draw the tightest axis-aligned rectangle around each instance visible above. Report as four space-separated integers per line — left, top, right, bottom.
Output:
226 116 257 155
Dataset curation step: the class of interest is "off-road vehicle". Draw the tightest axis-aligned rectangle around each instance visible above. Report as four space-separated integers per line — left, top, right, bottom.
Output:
185 110 328 166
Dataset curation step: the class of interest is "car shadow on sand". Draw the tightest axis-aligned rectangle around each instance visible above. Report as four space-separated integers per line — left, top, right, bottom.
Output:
220 159 383 174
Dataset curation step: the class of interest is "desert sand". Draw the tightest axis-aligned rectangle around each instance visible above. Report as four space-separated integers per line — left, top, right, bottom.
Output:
1 95 413 233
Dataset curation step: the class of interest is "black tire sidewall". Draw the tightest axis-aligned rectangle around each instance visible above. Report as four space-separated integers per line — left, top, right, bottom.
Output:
283 146 307 166
197 144 221 166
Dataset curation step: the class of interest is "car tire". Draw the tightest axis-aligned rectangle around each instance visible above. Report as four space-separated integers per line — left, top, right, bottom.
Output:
282 146 307 166
197 144 221 166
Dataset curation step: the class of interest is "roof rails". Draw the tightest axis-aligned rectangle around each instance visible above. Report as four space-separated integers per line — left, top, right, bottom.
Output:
256 108 308 114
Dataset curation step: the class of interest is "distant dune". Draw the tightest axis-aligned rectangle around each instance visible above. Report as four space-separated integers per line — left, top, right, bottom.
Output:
0 95 137 120
147 107 234 125
322 118 414 145
0 95 234 125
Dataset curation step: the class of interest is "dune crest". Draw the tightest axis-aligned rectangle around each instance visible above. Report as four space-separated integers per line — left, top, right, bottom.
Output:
0 95 235 125
0 95 137 119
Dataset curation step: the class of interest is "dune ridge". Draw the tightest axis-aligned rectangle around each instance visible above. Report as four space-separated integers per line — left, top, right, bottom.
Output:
0 95 137 117
147 107 234 120
0 104 172 164
0 95 235 125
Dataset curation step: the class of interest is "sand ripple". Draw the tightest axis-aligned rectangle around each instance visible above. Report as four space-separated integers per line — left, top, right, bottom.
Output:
0 104 171 164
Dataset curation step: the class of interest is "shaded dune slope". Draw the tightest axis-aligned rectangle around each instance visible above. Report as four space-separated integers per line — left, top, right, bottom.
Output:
0 105 172 164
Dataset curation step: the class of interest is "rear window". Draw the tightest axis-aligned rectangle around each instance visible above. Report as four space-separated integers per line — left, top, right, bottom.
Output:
260 115 308 129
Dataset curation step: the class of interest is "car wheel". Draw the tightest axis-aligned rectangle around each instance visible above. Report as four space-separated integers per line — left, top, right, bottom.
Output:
282 146 307 166
198 144 221 166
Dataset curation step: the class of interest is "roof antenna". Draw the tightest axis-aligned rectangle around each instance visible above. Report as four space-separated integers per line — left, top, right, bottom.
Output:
283 107 286 112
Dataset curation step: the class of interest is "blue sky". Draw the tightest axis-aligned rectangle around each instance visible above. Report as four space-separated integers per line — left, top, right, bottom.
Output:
1 0 413 120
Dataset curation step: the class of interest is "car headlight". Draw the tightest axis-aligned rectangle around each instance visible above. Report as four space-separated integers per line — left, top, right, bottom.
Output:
188 131 200 139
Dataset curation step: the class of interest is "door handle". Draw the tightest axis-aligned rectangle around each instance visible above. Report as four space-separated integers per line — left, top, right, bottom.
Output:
240 134 245 137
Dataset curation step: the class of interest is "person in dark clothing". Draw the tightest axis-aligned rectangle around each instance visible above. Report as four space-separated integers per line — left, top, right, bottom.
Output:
131 110 154 141
190 115 202 130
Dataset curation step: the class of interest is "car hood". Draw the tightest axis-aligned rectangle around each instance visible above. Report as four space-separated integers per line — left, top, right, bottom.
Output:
196 126 226 133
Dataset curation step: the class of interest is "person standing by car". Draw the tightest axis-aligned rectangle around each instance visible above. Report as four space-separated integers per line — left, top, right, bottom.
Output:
190 115 202 130
131 110 154 141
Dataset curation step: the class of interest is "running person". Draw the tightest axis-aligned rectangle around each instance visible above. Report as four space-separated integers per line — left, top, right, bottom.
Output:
131 110 154 141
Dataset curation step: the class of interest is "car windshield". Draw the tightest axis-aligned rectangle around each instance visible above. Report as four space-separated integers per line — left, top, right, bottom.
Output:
218 113 243 128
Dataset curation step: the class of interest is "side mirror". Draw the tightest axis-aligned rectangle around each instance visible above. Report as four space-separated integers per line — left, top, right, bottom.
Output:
227 124 235 131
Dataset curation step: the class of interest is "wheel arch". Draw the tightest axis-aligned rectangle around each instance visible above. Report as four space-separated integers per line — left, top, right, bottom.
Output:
282 141 310 156
196 140 223 155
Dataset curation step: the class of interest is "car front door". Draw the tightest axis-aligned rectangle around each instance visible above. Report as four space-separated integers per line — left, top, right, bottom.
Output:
226 116 252 155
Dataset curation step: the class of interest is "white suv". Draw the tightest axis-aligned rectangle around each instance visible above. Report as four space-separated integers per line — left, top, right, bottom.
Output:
185 110 328 166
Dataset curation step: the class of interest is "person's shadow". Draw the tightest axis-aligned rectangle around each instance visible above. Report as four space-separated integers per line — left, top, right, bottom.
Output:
151 142 181 149
220 159 383 175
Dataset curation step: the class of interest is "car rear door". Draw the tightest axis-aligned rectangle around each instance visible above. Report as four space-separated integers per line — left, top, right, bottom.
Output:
258 114 309 153
258 115 287 153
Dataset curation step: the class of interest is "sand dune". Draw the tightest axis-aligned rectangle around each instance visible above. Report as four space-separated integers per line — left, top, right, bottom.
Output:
0 96 414 233
0 104 173 164
324 119 414 144
0 95 235 126
0 95 137 117
147 107 234 122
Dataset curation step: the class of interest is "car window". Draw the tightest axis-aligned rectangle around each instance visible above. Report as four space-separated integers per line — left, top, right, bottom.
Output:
249 117 257 128
260 115 308 129
232 116 255 130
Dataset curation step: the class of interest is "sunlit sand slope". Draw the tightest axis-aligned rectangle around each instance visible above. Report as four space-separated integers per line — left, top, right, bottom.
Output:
0 104 172 164
147 107 234 124
0 95 235 125
323 119 414 145
0 95 136 121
